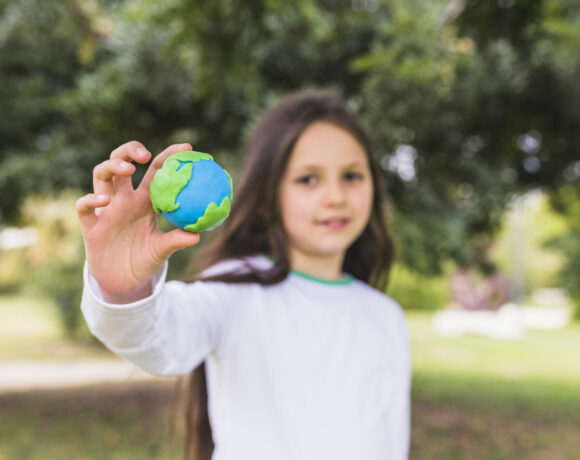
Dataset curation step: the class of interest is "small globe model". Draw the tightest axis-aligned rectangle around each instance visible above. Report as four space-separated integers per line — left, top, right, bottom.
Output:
150 151 233 232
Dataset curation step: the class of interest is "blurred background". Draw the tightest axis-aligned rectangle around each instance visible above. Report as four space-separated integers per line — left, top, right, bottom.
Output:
1 0 579 458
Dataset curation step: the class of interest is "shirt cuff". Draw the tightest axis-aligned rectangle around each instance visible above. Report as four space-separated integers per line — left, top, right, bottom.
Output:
83 262 168 310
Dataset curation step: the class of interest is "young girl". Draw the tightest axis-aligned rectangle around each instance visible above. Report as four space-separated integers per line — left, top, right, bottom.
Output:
77 89 411 460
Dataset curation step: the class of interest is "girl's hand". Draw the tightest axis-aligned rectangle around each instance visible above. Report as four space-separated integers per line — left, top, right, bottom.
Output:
76 141 200 304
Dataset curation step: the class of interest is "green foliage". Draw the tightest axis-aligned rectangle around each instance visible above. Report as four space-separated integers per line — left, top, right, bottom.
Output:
17 192 90 339
359 0 580 273
2 0 580 284
0 247 27 293
491 191 568 294
32 255 87 339
387 263 449 310
545 185 580 318
0 0 108 221
549 233 580 318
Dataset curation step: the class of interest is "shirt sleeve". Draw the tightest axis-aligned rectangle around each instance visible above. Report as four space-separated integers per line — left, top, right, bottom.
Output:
80 262 230 377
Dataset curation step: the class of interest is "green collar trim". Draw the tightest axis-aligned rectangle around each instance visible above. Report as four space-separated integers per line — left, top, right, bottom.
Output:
291 269 354 286
263 254 354 286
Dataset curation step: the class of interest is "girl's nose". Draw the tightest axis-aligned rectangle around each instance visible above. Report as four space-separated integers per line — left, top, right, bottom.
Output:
324 181 346 205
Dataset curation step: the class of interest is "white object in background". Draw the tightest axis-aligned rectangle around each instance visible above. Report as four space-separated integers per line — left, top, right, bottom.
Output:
520 306 571 330
432 303 526 340
0 227 38 250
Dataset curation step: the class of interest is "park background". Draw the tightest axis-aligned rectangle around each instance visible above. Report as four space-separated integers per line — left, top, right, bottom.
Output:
1 0 579 458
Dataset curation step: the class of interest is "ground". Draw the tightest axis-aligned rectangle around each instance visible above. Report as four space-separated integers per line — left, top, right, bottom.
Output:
1 297 579 459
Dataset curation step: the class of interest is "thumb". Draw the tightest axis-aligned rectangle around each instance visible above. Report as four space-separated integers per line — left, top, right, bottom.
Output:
155 229 200 259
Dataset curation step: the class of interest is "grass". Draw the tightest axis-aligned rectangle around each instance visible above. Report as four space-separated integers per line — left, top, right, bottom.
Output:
408 311 580 459
0 294 182 459
1 296 579 458
0 381 182 460
408 310 580 382
411 371 580 459
0 295 110 361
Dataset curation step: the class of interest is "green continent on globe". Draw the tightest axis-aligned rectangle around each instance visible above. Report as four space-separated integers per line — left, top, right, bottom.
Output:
184 195 232 232
150 151 213 214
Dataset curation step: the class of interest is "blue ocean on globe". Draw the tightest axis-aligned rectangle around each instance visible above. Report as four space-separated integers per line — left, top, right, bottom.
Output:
161 159 232 229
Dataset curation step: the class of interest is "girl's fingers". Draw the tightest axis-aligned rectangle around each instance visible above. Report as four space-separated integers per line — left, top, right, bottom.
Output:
75 193 110 231
138 143 193 192
93 159 136 195
110 140 152 164
92 141 152 195
154 228 200 260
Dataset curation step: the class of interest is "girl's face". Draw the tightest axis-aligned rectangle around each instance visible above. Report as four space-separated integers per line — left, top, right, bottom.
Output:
279 121 373 277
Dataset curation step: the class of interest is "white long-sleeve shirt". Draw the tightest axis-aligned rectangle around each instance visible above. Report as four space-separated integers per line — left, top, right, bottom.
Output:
81 256 411 460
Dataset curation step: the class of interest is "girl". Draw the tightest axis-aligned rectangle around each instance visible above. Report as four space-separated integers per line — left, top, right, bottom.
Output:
77 89 411 460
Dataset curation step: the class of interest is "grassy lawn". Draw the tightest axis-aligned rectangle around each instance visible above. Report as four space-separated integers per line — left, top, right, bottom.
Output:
0 381 182 460
408 311 580 459
1 296 579 458
0 294 182 459
0 295 110 361
409 310 580 383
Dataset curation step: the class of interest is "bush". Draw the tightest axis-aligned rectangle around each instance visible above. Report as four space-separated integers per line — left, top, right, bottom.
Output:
545 232 580 319
387 264 449 311
18 192 91 339
30 250 89 339
0 246 28 293
545 186 580 319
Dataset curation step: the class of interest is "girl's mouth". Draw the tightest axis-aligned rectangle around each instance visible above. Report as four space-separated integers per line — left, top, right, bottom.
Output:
318 218 349 230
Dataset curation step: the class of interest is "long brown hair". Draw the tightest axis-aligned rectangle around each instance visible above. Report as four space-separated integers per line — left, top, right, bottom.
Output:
182 88 394 460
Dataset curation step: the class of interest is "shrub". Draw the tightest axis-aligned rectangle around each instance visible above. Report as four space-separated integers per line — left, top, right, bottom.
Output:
19 192 91 339
387 264 449 311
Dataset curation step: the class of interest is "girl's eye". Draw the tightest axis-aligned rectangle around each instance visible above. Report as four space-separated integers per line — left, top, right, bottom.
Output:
296 175 317 185
344 172 363 182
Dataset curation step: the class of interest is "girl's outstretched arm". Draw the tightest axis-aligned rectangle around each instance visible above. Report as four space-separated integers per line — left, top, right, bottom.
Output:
81 264 230 376
75 141 200 304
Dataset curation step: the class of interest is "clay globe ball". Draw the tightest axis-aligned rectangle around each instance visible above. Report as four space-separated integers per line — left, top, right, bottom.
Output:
149 151 233 232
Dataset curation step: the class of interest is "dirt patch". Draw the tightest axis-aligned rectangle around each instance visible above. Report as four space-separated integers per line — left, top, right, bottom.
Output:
0 381 186 459
411 399 580 459
2 382 579 459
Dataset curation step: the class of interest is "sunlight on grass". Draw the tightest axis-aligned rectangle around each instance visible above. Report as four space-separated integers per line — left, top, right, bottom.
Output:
407 310 580 384
0 295 60 338
407 311 580 459
0 295 109 361
1 297 579 459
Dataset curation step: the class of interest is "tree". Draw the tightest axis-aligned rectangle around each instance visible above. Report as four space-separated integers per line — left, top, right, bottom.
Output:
356 0 580 272
2 0 579 279
546 185 580 317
